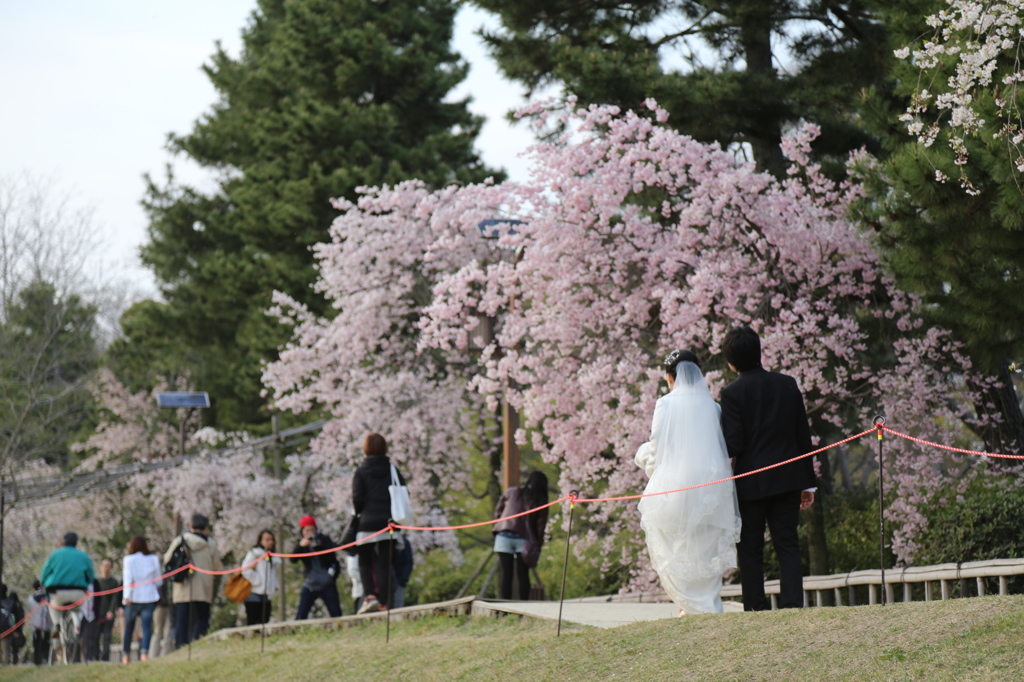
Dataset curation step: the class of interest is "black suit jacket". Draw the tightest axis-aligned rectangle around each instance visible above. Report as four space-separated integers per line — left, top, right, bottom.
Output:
720 367 815 501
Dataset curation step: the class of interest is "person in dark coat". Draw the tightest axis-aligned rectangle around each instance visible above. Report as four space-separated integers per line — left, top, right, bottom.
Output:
719 327 816 611
0 583 26 664
95 558 121 662
27 581 50 665
290 516 342 619
391 536 414 609
492 471 549 600
353 433 406 614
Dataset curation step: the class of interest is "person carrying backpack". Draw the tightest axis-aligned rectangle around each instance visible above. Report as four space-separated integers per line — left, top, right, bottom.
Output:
0 583 26 665
162 514 222 648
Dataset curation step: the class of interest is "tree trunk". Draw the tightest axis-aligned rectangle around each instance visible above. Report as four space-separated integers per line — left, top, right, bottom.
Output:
970 361 1024 455
804 451 831 582
738 1 786 175
488 405 504 511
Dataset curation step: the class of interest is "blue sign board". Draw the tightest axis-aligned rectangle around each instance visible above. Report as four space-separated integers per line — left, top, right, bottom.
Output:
156 392 211 409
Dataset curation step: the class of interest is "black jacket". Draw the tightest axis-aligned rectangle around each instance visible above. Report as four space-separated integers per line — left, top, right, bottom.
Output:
353 455 406 533
720 367 816 501
289 532 340 574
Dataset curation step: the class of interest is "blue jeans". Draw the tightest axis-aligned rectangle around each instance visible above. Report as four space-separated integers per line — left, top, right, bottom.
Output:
122 602 157 654
295 582 342 619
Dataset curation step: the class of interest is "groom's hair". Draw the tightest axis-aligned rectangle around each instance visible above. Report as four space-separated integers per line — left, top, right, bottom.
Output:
723 327 762 372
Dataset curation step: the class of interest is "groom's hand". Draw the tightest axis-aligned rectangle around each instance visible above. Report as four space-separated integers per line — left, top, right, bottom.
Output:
800 491 815 510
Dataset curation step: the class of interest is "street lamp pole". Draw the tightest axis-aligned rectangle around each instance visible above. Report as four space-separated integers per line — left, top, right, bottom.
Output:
501 401 520 491
476 219 526 493
158 392 211 533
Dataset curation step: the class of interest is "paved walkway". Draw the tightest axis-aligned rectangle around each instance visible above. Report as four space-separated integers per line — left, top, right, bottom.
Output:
472 599 743 629
210 595 745 640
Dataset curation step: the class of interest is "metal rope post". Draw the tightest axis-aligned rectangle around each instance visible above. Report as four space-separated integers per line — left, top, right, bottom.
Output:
188 568 194 661
556 491 578 637
386 523 394 644
261 554 269 654
875 417 887 606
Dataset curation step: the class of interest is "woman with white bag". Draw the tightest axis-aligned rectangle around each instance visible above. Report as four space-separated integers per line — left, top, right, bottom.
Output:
353 433 409 614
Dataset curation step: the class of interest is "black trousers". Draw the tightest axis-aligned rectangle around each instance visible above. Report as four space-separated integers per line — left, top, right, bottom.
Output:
498 552 530 600
32 630 49 665
81 619 101 661
98 619 114 661
173 602 211 648
357 541 396 607
738 490 804 611
244 596 273 626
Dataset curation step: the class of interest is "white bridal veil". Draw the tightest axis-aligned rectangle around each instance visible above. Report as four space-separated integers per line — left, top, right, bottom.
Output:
634 361 741 614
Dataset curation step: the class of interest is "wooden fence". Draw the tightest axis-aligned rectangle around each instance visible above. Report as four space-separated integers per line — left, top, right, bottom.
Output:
570 558 1024 609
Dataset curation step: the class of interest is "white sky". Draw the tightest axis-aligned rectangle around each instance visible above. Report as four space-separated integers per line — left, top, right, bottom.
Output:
0 1 539 296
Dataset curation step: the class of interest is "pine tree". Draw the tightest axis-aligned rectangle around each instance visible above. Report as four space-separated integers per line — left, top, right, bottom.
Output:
112 0 500 429
854 0 1024 453
470 0 889 176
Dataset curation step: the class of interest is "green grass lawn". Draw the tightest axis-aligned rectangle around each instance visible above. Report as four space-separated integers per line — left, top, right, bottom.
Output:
6 596 1024 681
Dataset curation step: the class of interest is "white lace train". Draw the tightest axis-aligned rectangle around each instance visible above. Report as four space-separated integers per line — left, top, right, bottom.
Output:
635 363 742 614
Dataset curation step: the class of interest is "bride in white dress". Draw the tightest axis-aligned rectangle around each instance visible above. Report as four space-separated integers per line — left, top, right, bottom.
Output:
635 350 742 615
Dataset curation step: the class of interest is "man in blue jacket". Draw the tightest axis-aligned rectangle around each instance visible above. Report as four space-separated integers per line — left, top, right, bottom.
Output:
40 531 95 635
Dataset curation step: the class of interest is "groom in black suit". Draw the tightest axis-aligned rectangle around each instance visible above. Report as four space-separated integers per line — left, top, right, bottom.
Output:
720 327 816 611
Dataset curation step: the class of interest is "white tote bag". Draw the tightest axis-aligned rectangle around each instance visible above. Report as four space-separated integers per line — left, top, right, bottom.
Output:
389 463 413 525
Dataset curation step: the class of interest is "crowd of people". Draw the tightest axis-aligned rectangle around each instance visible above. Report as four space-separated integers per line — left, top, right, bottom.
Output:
0 431 472 666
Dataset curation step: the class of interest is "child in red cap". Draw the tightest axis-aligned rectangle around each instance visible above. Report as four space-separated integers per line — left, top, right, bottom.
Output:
291 516 342 619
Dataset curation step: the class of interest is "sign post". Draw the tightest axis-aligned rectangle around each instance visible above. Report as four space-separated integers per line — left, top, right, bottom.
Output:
157 392 211 533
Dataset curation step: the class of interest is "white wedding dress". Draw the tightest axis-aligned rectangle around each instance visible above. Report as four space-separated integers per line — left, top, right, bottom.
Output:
635 361 741 614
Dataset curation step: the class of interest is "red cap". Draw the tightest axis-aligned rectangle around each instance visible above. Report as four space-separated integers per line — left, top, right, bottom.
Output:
299 515 317 529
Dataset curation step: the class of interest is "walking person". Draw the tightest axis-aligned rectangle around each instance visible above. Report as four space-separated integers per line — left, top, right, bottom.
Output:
719 327 816 611
353 433 406 614
148 583 172 658
80 579 101 661
0 584 26 664
94 558 121 661
27 581 51 665
492 471 550 601
122 536 162 663
291 517 342 619
163 514 222 647
242 529 282 625
346 553 363 614
634 350 741 615
391 535 414 609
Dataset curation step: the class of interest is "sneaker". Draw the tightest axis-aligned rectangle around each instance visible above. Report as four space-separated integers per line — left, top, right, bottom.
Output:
357 597 381 615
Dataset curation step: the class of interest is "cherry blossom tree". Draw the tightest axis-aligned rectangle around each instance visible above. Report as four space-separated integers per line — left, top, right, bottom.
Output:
895 0 1024 192
307 98 1008 578
260 183 514 556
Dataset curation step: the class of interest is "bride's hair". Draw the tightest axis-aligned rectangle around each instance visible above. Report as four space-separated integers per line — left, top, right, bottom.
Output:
661 349 701 379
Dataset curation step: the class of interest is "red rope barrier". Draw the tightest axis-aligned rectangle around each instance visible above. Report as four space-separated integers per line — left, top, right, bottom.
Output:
880 425 1024 460
269 526 391 558
391 496 570 532
3 420 1011 640
574 427 876 503
0 602 41 640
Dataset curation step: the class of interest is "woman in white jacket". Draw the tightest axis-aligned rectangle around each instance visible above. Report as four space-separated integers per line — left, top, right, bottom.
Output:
242 529 282 625
122 536 162 663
